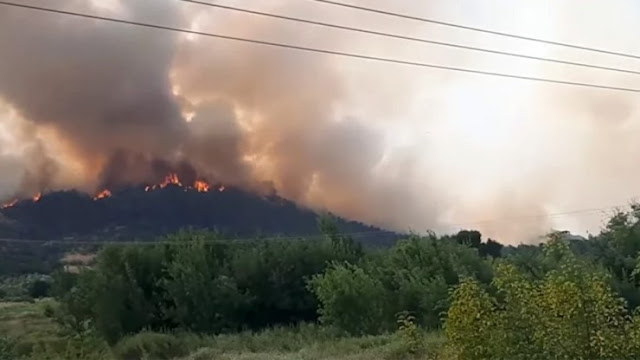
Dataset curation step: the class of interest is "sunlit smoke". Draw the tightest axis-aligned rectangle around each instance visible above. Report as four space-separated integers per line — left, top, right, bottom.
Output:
0 0 639 244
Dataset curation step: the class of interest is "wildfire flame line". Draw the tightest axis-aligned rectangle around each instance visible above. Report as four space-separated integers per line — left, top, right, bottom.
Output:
98 173 225 201
194 180 210 193
1 191 44 209
93 189 112 200
143 173 220 194
1 174 225 206
1 199 18 209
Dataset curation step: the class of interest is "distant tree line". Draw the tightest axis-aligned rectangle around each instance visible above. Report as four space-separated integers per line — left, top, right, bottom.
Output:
0 274 51 301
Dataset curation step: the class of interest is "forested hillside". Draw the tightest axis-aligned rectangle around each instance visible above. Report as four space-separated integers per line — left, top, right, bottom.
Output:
0 186 385 241
0 186 396 275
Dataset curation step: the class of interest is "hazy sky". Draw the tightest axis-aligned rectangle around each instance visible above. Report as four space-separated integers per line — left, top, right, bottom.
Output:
0 0 639 243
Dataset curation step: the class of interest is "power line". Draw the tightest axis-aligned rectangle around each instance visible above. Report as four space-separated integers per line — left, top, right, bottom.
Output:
309 0 640 61
177 0 640 76
2 1 640 93
0 229 397 246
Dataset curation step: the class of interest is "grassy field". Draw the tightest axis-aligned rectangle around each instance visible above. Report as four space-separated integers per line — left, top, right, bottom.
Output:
0 299 70 356
0 300 58 337
0 300 447 360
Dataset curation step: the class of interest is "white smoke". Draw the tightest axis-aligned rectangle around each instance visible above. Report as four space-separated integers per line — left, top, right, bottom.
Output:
0 0 639 244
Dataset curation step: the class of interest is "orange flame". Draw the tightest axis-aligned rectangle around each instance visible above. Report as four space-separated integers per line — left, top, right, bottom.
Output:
194 180 210 193
1 199 18 209
33 192 42 202
93 189 112 200
142 173 221 194
159 173 181 188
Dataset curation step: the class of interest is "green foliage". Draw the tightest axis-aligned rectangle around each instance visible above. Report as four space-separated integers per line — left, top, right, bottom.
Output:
56 224 366 342
230 238 343 328
44 206 640 358
309 262 387 335
0 335 14 360
0 300 424 360
50 270 78 299
444 278 495 360
0 299 110 360
452 230 503 258
391 273 448 330
163 236 244 333
318 214 364 262
55 244 167 344
24 336 110 360
17 207 640 359
446 237 640 360
113 332 188 360
0 274 52 301
28 279 51 299
310 235 493 335
375 235 492 330
395 312 423 355
53 270 99 336
562 206 640 309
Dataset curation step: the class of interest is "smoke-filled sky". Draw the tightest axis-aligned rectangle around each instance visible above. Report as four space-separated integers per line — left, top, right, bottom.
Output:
0 0 639 244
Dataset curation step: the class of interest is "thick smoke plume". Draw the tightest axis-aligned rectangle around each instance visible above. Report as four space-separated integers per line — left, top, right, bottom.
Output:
0 0 639 243
0 0 433 231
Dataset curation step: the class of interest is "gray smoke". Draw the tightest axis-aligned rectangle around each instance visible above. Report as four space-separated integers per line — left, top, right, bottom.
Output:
0 0 638 244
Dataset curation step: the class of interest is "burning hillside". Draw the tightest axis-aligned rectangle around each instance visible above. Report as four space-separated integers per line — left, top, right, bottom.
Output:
95 172 225 201
1 172 225 207
3 1 639 244
0 0 441 238
0 183 394 246
141 173 225 194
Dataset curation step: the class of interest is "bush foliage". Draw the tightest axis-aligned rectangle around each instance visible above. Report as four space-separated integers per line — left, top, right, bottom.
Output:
30 204 640 359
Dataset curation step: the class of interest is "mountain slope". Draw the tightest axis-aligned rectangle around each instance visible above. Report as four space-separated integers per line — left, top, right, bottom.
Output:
0 185 394 243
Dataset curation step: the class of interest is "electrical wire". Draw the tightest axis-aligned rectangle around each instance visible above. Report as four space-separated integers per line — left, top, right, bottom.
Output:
0 1 637 245
308 0 640 61
1 1 640 93
176 0 640 76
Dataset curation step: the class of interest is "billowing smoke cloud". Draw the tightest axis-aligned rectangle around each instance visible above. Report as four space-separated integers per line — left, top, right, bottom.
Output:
0 0 639 243
0 0 189 187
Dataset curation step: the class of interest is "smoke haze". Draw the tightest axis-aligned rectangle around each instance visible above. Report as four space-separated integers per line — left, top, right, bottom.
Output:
0 0 639 243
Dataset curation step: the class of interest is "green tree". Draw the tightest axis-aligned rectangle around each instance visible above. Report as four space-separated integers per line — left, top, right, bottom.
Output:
28 278 51 298
231 238 339 328
57 244 167 344
446 237 640 360
444 278 496 360
163 236 245 333
309 262 387 335
318 214 363 262
380 235 492 329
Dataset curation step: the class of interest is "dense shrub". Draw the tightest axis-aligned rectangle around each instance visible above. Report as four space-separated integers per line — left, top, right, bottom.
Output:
112 332 188 360
0 336 14 360
162 238 244 333
27 279 51 298
309 262 388 335
446 238 640 360
55 221 367 342
309 235 493 334
0 274 52 301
